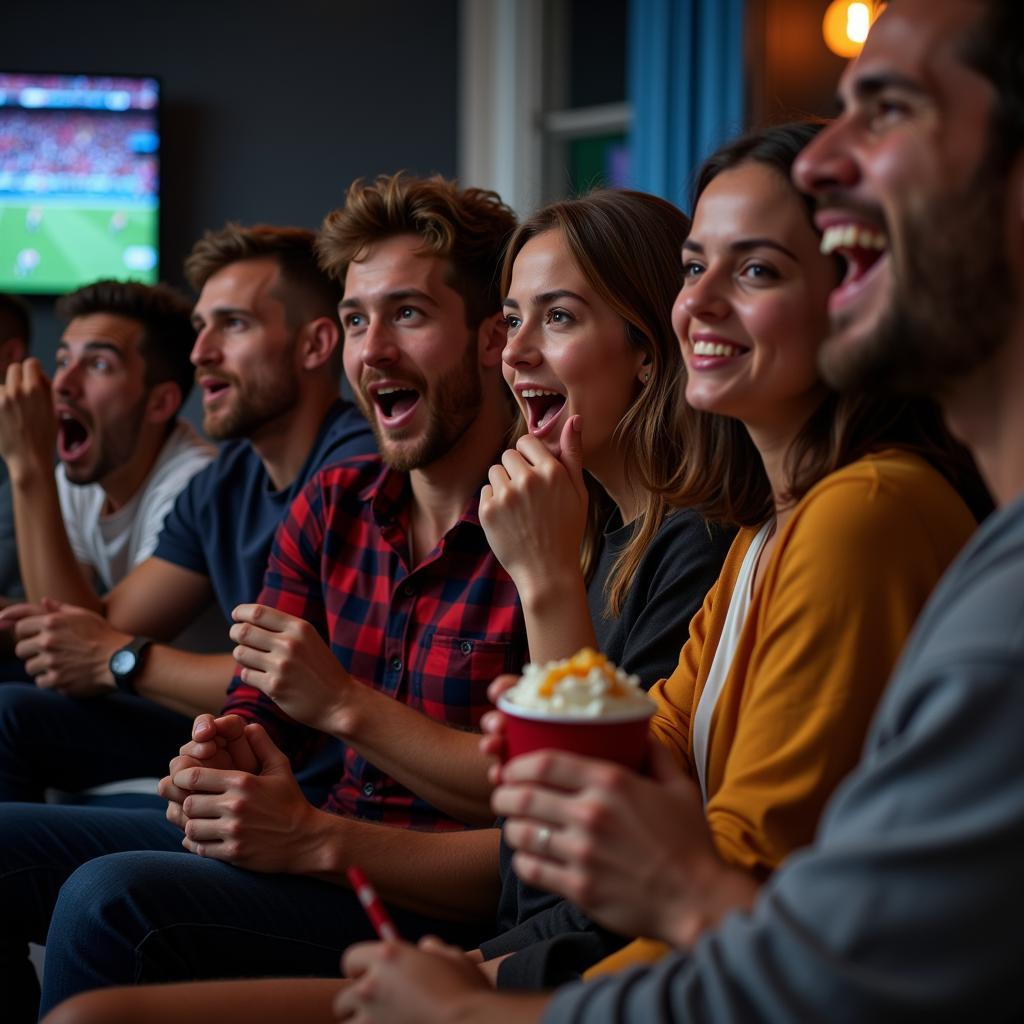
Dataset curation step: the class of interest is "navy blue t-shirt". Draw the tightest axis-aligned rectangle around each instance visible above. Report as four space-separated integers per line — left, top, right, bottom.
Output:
153 400 375 618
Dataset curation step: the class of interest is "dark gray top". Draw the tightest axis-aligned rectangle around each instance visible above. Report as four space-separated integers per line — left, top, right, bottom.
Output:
482 507 732 988
546 493 1024 1023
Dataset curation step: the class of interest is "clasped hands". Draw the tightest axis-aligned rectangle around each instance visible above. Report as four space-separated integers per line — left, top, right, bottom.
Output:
158 712 322 873
156 603 366 872
0 597 129 695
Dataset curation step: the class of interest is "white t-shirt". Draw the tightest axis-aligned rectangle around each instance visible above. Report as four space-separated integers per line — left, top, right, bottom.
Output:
56 421 216 591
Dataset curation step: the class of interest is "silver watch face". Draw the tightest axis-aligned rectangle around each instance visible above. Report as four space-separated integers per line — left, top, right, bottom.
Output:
110 648 138 678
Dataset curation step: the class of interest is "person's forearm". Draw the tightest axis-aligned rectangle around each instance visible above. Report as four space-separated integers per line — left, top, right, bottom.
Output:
331 691 495 825
518 572 596 665
10 467 102 611
321 571 597 827
41 978 344 1024
305 812 502 922
133 649 237 717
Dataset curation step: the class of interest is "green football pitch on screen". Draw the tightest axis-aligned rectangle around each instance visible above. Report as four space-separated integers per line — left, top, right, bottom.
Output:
0 201 158 294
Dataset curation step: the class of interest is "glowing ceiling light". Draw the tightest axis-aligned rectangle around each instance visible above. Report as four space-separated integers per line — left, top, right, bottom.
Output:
823 0 880 59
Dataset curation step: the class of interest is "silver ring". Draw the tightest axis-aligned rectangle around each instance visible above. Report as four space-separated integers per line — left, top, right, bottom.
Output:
536 825 552 856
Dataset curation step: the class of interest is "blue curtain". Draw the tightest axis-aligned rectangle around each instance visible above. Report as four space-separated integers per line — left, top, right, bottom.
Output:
627 0 746 207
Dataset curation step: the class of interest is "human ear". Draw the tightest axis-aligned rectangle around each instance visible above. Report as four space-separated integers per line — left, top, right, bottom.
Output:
299 317 341 371
477 311 508 369
145 380 183 424
635 341 654 386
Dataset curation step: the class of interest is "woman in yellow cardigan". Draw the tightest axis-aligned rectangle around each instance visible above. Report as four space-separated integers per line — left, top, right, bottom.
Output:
315 122 989 1023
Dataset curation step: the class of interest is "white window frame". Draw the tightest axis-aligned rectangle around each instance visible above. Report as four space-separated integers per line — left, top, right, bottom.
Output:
458 0 632 214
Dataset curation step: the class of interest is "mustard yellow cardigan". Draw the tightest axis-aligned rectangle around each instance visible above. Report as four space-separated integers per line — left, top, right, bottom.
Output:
588 449 977 976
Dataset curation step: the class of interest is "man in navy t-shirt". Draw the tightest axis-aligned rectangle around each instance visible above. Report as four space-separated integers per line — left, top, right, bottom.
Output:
0 225 374 802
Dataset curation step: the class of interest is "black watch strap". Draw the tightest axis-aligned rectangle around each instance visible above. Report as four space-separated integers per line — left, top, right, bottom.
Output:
109 636 153 694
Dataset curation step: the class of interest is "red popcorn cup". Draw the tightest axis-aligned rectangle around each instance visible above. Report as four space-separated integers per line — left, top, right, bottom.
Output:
497 695 655 773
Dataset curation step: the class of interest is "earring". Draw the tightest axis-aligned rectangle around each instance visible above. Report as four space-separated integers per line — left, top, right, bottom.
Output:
642 371 651 384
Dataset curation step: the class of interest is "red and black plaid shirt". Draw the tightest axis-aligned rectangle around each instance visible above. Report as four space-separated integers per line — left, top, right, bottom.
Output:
223 455 526 831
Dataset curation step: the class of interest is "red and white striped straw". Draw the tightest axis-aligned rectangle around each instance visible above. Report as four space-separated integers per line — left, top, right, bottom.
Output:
346 864 400 942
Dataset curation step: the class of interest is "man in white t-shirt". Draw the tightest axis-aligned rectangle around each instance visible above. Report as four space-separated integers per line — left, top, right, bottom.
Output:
0 279 214 634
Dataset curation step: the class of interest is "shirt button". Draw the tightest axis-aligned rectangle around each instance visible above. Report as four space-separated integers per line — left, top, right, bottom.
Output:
362 782 375 797
402 582 416 597
390 657 402 672
460 640 473 655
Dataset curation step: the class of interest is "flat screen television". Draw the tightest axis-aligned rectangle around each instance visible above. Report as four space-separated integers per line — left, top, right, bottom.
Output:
0 71 160 295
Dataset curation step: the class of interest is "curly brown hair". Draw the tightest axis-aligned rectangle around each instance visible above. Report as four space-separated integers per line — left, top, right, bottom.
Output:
316 173 517 328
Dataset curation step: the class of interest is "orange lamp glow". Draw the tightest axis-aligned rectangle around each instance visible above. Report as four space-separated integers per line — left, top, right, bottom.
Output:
822 0 880 59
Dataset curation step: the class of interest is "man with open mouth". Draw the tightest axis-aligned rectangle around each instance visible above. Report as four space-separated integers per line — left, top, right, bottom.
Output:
0 279 216 703
0 280 215 623
0 227 374 821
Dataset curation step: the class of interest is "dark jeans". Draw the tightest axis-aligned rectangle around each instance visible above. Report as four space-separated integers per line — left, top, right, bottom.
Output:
0 683 194 802
0 803 490 1022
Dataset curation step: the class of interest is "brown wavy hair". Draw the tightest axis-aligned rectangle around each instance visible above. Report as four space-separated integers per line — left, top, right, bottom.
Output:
316 173 517 329
501 189 695 615
665 122 990 526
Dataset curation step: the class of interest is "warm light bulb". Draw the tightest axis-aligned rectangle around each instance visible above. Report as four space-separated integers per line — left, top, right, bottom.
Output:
823 0 878 58
847 3 871 43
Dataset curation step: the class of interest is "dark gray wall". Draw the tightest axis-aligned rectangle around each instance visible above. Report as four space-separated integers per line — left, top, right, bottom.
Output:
3 0 458 423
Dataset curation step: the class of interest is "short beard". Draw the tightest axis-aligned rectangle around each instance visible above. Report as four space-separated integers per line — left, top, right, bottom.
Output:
820 155 1014 397
203 350 300 442
365 333 483 473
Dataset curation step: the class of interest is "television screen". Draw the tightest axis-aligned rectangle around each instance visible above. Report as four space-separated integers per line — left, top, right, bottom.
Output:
0 71 160 295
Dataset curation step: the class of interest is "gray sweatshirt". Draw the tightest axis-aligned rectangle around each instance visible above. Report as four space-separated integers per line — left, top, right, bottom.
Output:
546 493 1024 1024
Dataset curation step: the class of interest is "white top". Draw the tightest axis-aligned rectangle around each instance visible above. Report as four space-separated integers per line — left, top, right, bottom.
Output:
56 420 216 591
692 521 773 804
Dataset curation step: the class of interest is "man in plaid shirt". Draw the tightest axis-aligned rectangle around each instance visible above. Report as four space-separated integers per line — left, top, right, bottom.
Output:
3 175 528 1021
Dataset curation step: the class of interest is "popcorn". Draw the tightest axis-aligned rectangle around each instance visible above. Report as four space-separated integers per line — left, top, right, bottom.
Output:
502 648 655 719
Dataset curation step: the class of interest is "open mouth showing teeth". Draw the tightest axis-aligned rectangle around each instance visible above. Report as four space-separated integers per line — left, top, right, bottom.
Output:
374 385 420 419
821 223 889 288
58 412 90 459
521 388 566 431
691 340 748 358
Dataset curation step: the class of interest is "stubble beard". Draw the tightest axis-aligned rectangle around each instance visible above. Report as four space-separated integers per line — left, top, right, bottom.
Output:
202 346 301 442
820 158 1014 397
362 334 483 474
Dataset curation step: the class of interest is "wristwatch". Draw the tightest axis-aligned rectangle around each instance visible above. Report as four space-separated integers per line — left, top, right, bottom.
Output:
108 636 152 694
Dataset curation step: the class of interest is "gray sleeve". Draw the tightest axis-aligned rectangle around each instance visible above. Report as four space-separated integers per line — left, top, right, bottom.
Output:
544 654 1024 1024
